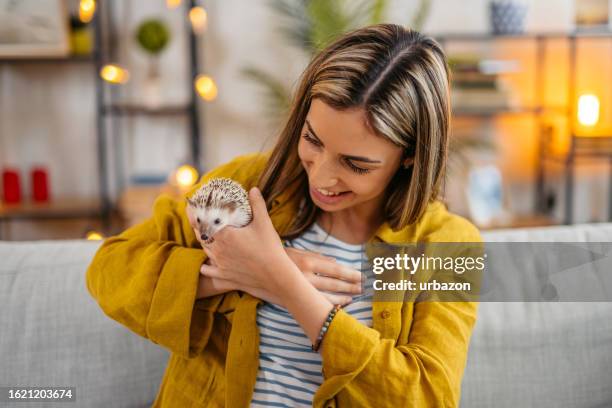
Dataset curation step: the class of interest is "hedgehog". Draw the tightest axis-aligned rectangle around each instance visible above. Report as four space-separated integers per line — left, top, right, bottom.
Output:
186 177 253 245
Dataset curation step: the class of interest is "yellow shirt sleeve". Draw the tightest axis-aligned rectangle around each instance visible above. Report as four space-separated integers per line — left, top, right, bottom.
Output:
85 152 265 359
318 212 481 407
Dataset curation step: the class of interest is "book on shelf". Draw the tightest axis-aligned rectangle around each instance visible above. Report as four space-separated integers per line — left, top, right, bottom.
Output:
452 87 512 111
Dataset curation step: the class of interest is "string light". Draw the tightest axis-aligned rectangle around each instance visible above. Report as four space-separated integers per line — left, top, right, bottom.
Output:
79 0 96 23
175 165 199 188
195 75 217 101
577 94 600 127
100 64 130 84
86 231 104 240
166 0 182 9
189 6 208 34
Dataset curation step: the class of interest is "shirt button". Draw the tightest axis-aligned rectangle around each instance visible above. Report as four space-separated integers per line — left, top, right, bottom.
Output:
380 310 391 319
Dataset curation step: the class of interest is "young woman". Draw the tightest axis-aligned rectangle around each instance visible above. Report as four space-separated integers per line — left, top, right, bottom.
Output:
87 24 481 407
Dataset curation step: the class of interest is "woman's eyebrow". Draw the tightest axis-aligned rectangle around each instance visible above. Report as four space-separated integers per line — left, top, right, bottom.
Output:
305 120 382 164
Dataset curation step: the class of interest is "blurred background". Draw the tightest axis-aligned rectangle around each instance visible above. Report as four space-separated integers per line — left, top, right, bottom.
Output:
0 0 611 240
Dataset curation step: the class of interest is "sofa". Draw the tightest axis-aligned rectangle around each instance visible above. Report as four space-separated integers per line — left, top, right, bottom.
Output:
1 223 611 407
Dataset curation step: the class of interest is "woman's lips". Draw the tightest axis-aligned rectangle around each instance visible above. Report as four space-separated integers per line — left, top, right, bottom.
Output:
310 186 352 205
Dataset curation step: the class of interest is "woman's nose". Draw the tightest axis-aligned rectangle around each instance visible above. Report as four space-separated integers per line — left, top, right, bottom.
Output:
310 157 338 187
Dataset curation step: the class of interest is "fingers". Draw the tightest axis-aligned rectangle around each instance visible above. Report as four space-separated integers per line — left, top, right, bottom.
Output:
248 187 268 225
321 292 353 306
200 263 224 279
199 275 235 295
288 247 335 262
312 261 362 284
308 273 362 295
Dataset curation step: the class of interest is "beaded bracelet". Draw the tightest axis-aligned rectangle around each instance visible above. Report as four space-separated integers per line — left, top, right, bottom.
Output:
312 304 343 352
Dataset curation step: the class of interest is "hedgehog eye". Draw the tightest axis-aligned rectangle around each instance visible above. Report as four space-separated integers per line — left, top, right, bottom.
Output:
196 217 200 224
214 218 221 225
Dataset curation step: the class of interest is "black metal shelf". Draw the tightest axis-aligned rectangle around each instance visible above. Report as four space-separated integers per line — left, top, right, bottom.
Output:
102 103 191 117
0 1 202 239
94 0 202 228
435 30 612 42
453 105 570 117
0 55 94 65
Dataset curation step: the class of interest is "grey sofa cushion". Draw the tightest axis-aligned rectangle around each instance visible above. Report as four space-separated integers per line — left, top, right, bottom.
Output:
460 224 612 407
1 223 611 408
0 240 169 408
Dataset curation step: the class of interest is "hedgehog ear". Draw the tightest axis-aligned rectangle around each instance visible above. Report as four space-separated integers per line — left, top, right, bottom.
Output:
185 200 196 226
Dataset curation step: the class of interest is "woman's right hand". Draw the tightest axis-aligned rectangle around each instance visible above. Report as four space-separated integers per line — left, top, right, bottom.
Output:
284 247 363 306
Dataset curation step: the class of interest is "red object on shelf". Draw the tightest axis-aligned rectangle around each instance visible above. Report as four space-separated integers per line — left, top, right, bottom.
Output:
31 166 50 203
2 168 22 204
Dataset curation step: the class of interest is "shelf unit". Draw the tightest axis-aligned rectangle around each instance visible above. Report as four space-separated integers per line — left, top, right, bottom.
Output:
435 31 612 224
0 52 104 240
95 0 202 225
0 1 202 239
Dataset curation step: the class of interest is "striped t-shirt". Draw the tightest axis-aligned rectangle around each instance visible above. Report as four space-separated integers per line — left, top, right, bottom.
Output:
250 222 375 408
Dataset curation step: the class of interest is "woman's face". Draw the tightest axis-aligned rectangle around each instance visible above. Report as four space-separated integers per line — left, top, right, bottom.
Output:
298 98 406 215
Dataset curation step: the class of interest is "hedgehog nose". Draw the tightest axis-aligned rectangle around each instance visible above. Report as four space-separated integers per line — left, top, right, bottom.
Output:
201 233 208 241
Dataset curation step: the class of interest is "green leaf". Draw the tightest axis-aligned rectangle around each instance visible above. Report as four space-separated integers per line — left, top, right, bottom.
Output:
307 0 351 52
268 0 314 52
410 0 432 31
368 0 388 24
239 66 292 124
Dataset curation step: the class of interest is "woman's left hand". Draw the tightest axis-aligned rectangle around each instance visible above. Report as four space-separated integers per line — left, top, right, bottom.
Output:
199 187 293 301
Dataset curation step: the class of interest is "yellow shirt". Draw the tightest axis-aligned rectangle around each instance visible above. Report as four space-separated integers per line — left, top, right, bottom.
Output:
86 151 481 408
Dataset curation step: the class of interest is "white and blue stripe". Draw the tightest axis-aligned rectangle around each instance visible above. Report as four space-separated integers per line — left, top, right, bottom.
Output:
250 222 376 408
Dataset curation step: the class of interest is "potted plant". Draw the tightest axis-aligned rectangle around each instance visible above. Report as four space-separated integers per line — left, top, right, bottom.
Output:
135 18 171 108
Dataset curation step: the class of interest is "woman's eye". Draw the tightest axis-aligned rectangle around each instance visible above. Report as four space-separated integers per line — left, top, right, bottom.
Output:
214 218 220 224
302 131 370 174
302 132 321 147
345 160 371 175
196 217 200 224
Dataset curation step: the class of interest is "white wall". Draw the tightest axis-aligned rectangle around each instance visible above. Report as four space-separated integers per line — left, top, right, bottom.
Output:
1 0 607 223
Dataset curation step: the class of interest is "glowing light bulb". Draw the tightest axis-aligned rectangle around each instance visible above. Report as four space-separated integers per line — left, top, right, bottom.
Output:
189 6 208 34
166 0 182 9
86 231 104 240
79 0 96 23
175 165 199 188
577 94 600 127
100 64 129 84
195 75 217 101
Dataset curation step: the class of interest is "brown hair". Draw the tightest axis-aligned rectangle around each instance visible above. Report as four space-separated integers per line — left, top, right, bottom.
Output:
256 23 451 240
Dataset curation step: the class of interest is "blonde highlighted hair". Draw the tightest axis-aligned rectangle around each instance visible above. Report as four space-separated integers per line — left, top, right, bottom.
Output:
256 23 451 240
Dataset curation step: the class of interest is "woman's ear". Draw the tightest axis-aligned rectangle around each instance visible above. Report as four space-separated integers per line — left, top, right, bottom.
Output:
402 157 414 169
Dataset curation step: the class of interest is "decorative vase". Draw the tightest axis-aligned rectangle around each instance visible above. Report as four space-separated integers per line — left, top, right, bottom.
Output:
489 0 528 35
2 168 21 204
69 16 93 56
142 57 162 109
31 166 50 203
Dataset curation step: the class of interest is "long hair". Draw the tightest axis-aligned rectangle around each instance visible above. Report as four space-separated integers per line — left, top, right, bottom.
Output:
256 23 451 240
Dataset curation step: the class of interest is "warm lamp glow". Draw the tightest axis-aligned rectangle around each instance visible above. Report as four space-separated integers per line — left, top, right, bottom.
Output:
166 0 182 9
100 64 129 84
195 75 218 101
175 165 199 188
189 6 208 33
577 94 600 126
79 0 96 23
86 231 104 240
